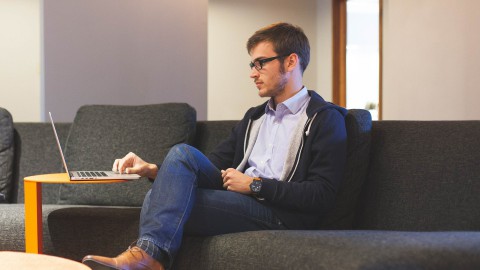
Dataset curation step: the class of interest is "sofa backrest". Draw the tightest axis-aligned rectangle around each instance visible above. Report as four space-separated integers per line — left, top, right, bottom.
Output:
318 109 372 229
193 120 238 155
354 121 480 231
56 104 196 207
0 108 14 203
13 123 71 204
11 120 236 205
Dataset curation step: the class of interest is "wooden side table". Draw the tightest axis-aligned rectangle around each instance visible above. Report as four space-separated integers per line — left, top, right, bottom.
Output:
0 251 91 270
24 173 126 254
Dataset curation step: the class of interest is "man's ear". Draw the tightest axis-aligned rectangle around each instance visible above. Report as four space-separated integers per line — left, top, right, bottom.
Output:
285 53 299 72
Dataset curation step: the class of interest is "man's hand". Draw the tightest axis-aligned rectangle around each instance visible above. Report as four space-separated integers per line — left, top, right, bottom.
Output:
112 152 158 179
221 168 254 194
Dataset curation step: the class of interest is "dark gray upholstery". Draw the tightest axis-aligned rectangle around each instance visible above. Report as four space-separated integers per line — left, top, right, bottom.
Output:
319 109 372 229
58 104 196 206
0 108 14 203
12 123 70 204
193 120 238 155
355 121 480 231
0 203 71 254
176 231 480 270
47 206 141 260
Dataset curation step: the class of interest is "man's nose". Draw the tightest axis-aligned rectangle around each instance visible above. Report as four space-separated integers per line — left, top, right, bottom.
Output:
250 68 259 78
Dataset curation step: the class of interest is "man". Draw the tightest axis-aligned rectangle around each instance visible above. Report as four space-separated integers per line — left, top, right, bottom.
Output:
83 22 347 270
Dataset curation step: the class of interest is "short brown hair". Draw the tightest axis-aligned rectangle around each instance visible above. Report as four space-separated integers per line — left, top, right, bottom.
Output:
247 22 310 73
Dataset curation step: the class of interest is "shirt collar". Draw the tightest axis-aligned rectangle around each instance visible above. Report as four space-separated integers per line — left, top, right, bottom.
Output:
266 86 309 114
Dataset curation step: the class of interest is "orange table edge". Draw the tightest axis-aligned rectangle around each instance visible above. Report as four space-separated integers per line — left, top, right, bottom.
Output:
24 173 126 254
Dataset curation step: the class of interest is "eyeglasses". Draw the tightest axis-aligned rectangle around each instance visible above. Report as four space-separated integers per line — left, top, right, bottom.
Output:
249 55 290 71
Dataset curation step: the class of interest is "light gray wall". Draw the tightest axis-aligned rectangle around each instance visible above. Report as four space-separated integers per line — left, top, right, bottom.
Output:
383 0 480 120
316 0 333 104
43 0 208 121
208 0 332 120
0 0 41 122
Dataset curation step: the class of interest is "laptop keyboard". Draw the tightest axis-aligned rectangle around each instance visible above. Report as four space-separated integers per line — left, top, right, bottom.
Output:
78 171 108 177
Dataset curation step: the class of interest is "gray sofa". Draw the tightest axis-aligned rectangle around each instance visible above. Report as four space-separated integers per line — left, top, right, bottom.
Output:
1 104 479 269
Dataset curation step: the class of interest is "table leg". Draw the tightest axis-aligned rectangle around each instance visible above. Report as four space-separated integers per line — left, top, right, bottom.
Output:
24 181 43 254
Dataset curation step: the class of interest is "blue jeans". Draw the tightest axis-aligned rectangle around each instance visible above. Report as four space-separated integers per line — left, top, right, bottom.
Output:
137 144 286 266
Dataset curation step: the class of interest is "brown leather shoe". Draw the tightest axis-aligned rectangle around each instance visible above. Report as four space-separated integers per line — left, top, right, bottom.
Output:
82 246 165 270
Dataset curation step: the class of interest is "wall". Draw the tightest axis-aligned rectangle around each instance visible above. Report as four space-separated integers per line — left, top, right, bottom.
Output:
43 0 208 121
5 1 479 122
0 0 41 122
208 0 333 120
316 0 333 105
383 0 480 120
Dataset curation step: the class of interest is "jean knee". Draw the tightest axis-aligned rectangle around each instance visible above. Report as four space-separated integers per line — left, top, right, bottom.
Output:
170 143 193 153
164 143 198 165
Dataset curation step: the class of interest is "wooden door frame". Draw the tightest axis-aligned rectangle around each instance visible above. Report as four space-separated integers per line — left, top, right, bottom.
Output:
332 0 347 108
332 0 383 120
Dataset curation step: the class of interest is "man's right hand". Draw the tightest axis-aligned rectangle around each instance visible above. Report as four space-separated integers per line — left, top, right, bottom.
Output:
112 152 158 179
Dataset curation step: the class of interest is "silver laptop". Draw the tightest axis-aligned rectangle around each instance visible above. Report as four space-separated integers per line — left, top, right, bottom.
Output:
49 112 141 181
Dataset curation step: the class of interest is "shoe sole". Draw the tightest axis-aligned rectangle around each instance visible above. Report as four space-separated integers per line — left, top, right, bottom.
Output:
82 259 119 270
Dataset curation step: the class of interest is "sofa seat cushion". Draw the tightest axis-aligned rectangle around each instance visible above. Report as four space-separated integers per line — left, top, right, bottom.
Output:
0 204 74 254
0 108 14 203
175 230 480 270
58 103 196 206
0 204 140 261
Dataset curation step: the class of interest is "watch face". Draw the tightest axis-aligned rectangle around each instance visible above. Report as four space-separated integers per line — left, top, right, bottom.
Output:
250 180 262 193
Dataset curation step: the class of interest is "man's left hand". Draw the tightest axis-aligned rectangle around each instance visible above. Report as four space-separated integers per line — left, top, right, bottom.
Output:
221 168 253 194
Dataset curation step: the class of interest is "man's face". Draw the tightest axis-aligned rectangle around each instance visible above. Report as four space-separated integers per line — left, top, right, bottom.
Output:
249 42 288 99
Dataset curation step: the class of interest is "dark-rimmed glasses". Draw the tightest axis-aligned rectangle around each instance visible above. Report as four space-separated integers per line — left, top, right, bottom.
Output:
249 55 290 71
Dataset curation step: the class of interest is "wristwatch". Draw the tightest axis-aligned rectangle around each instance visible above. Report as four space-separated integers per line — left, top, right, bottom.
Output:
249 177 262 195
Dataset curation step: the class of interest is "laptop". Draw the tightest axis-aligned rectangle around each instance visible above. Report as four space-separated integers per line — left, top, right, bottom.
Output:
49 112 141 181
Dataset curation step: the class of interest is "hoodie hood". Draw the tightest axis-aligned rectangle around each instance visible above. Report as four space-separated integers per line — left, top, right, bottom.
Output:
305 90 347 118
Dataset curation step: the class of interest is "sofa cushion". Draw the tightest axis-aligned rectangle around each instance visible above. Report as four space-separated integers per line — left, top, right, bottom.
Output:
355 121 480 231
46 206 141 261
318 109 372 229
0 108 14 203
193 121 238 155
175 230 480 270
58 103 196 206
0 204 69 254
